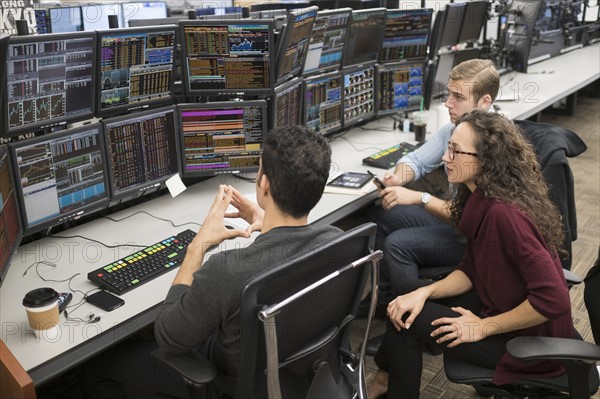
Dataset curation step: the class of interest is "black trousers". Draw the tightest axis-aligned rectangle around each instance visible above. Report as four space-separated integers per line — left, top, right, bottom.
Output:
374 280 509 398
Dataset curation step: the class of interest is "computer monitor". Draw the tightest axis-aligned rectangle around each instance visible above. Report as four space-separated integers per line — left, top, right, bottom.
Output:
342 8 386 67
9 124 110 234
376 61 425 116
437 3 466 48
0 33 9 115
458 1 487 43
102 106 180 200
179 20 275 97
274 6 318 86
342 64 375 127
3 32 97 138
178 100 267 177
48 6 83 33
507 0 544 29
0 145 23 287
302 8 352 77
128 16 186 27
35 9 50 34
380 9 433 63
82 3 123 31
122 1 169 27
432 47 481 98
96 26 177 117
303 71 343 135
270 77 303 129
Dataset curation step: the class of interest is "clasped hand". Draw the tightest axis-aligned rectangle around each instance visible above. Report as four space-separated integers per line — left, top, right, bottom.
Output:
387 290 486 348
194 185 264 248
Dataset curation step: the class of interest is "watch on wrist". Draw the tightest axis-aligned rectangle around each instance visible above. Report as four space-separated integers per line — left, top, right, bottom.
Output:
420 192 432 207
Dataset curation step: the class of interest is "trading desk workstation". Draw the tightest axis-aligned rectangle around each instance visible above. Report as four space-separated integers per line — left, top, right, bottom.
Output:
0 1 599 391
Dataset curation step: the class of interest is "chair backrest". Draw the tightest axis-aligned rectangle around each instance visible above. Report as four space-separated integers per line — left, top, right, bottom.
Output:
236 223 378 398
515 119 587 270
0 340 36 399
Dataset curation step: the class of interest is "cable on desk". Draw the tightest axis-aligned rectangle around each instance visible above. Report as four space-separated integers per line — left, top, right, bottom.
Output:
103 210 202 229
233 174 257 183
51 234 151 249
334 136 387 153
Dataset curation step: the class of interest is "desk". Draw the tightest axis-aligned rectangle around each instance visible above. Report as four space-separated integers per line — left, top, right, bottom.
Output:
1 43 598 389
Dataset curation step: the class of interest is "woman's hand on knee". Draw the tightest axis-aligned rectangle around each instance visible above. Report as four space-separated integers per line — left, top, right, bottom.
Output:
387 288 429 330
430 307 485 348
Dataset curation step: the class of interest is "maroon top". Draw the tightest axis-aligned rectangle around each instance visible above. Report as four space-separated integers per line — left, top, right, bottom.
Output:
455 188 574 385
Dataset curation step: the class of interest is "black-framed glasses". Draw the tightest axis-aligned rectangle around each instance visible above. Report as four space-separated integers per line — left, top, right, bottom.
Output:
447 146 478 161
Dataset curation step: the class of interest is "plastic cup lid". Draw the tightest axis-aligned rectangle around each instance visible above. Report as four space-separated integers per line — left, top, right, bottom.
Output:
22 287 59 308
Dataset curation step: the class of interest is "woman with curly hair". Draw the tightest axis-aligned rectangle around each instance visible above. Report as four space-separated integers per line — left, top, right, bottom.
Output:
368 110 574 399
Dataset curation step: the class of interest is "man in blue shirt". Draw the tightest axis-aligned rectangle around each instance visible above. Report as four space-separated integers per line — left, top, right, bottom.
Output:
371 59 500 307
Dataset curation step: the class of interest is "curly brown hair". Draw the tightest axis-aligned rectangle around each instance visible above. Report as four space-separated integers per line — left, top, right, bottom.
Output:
449 110 565 257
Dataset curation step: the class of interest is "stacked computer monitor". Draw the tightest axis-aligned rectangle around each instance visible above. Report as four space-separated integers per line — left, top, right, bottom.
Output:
0 144 23 287
2 32 97 138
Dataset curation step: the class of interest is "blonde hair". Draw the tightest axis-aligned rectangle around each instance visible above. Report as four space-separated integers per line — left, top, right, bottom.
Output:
449 59 500 103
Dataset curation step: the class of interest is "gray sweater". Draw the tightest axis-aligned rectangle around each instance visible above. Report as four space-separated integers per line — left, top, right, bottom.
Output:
154 224 342 383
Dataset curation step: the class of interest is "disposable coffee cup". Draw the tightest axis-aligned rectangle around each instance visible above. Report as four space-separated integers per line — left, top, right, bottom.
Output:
412 111 427 143
23 288 60 340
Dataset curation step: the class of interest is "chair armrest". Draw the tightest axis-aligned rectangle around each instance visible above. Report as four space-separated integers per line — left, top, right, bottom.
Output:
507 336 600 364
151 347 217 387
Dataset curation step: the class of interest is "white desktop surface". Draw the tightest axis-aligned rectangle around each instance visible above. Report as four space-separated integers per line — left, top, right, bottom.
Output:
1 43 599 386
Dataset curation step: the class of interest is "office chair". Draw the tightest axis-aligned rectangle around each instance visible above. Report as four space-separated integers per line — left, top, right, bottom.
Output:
444 266 600 399
0 339 36 399
152 222 382 398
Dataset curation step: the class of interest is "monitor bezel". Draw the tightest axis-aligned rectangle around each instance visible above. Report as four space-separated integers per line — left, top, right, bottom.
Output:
274 6 318 86
341 63 376 129
341 7 387 68
48 6 84 33
9 124 111 235
302 70 343 136
3 31 97 138
102 105 182 201
179 19 276 98
301 7 353 77
270 76 304 130
375 59 427 117
95 25 178 118
0 33 9 121
457 0 487 44
379 8 433 64
0 144 24 287
177 100 268 178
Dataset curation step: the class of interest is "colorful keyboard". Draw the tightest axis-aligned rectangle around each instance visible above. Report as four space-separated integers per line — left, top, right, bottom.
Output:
362 142 419 169
87 229 196 295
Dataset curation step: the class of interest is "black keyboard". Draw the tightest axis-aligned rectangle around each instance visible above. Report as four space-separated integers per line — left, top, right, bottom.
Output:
362 142 420 170
87 229 196 295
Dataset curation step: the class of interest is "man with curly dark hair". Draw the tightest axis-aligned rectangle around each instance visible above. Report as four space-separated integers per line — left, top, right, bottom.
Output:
368 111 573 398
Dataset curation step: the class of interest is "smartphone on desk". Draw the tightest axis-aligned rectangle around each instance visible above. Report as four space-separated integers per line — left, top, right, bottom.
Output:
367 170 385 190
87 290 125 311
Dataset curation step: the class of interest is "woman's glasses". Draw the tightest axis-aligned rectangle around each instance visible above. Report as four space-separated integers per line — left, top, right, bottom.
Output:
447 145 478 161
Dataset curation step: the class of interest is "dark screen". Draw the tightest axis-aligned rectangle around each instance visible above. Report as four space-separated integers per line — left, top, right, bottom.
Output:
343 8 386 67
458 1 487 43
438 3 466 48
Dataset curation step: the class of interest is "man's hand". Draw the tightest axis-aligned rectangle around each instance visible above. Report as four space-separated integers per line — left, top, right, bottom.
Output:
225 187 264 235
379 186 421 210
193 185 249 249
430 307 486 348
